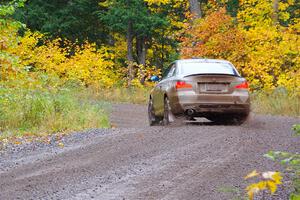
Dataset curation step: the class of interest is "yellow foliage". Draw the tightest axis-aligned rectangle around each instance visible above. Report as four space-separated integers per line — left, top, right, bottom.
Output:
181 7 300 92
1 24 159 89
145 0 190 39
4 31 121 88
144 0 171 5
145 0 188 7
122 61 161 88
237 0 300 91
61 44 118 88
245 171 283 200
245 170 259 179
0 19 22 81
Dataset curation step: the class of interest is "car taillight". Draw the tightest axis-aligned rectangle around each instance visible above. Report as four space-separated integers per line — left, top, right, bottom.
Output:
176 81 193 90
235 82 249 89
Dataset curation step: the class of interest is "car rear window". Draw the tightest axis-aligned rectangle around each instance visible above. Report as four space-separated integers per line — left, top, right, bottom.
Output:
180 62 239 76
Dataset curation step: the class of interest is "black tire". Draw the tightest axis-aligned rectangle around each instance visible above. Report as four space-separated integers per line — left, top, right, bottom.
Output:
162 97 171 126
148 98 160 126
232 114 249 125
206 114 249 125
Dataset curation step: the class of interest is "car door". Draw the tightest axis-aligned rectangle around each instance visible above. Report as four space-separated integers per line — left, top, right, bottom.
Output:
155 63 176 115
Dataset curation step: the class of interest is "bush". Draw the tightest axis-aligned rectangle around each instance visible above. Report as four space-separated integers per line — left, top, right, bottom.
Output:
93 87 151 104
0 85 110 139
251 89 300 117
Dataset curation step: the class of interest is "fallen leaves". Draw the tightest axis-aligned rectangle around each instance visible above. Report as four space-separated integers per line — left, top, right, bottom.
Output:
245 170 283 200
0 132 67 151
58 142 65 148
245 170 259 179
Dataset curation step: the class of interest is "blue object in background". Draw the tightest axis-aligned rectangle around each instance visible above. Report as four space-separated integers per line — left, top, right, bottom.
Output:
150 75 160 82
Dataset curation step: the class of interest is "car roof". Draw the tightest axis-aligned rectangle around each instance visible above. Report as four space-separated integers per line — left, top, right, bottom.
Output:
176 59 231 64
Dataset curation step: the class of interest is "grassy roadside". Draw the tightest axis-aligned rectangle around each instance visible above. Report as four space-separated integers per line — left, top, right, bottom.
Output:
251 90 300 117
0 86 111 141
0 85 152 142
0 85 149 142
1 86 299 143
92 87 151 105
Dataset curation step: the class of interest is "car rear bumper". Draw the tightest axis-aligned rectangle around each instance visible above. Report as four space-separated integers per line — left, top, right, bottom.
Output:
181 103 250 115
169 90 250 115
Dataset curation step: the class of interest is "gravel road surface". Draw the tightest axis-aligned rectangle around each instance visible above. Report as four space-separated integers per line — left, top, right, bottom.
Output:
0 104 299 200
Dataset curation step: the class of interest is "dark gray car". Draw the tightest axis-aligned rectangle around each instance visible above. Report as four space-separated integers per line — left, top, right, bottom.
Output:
148 59 250 126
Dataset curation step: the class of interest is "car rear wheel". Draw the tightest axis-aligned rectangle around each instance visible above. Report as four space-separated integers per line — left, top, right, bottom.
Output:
162 97 171 126
233 114 249 125
148 98 160 126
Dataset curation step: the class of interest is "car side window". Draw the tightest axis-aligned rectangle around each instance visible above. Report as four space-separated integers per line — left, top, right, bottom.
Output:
167 67 174 78
166 64 176 79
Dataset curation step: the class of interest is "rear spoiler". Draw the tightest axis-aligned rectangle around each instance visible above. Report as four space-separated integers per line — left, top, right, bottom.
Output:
183 73 240 78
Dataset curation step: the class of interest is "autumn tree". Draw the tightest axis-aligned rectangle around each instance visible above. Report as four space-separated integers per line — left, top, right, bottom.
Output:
237 0 300 90
99 0 169 82
181 2 300 91
145 0 190 69
100 0 191 83
0 0 26 81
180 8 245 65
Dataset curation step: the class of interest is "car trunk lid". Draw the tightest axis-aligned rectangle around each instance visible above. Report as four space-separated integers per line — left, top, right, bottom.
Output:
183 74 243 94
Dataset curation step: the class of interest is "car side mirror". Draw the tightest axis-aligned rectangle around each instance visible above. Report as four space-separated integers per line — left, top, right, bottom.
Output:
150 75 160 82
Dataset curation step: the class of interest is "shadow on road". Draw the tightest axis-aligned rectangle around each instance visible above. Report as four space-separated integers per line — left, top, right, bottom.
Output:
180 118 244 127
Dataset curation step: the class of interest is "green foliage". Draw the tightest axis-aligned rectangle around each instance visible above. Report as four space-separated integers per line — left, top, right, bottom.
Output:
226 0 239 17
264 126 300 199
100 0 169 37
99 0 181 69
12 0 188 69
0 78 111 139
13 0 109 44
293 124 300 136
0 0 26 16
0 0 25 34
218 186 247 200
96 87 151 104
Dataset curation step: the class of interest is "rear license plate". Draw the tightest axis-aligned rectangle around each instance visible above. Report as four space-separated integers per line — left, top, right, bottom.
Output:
205 84 227 91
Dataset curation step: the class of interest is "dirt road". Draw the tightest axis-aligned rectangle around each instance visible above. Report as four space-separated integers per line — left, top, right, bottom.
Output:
0 104 299 200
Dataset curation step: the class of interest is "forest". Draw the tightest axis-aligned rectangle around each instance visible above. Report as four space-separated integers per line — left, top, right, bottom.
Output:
0 0 299 137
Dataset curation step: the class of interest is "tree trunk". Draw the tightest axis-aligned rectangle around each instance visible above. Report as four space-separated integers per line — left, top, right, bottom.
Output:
136 37 147 65
126 20 134 84
273 0 279 25
136 36 148 84
189 0 201 19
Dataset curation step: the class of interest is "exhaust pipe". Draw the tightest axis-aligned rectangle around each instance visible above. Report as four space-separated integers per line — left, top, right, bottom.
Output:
186 109 195 116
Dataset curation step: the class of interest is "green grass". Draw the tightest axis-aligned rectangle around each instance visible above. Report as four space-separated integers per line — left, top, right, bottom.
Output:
251 89 300 117
0 86 111 140
0 83 151 141
91 87 150 104
218 186 246 200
